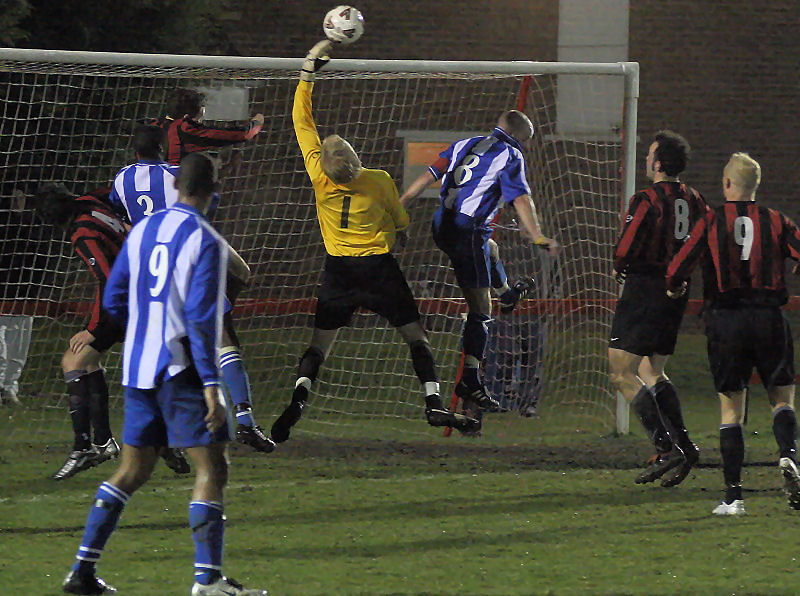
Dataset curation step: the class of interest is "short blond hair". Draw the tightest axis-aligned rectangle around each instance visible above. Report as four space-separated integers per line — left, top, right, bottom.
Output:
321 135 362 184
725 152 761 194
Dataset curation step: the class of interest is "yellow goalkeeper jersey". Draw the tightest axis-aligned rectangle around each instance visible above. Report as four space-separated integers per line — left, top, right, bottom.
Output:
293 80 409 257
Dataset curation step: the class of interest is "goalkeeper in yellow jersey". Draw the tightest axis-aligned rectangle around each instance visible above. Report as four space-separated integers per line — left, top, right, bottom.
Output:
270 41 478 442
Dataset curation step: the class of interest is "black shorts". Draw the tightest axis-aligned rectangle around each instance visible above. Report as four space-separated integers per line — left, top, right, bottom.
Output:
314 253 421 330
706 306 795 393
609 274 689 356
89 308 125 353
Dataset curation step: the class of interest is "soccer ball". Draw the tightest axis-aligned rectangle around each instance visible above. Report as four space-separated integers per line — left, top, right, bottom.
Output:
323 6 365 45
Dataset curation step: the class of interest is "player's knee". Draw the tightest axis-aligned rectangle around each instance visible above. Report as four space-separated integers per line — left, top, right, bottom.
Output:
61 351 75 372
608 371 628 391
208 456 228 489
487 238 499 261
298 346 325 382
397 321 426 344
113 465 153 494
194 454 228 491
62 349 85 373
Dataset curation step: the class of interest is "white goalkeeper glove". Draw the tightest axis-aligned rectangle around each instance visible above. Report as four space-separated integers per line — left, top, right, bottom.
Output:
300 40 334 82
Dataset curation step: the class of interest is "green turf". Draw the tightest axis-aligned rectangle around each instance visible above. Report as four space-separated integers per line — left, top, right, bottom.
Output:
1 332 798 595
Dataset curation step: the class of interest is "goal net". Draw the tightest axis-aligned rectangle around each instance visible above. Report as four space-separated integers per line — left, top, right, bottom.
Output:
0 49 638 449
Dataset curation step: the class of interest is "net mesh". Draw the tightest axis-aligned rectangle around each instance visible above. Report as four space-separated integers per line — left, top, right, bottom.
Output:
0 56 628 446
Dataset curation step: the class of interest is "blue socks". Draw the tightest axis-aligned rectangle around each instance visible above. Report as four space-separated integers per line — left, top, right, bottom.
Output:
72 482 130 574
189 501 225 586
220 348 254 427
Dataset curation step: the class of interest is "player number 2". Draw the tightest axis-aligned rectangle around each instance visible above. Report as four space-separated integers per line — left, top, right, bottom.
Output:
149 244 169 297
673 198 690 240
138 194 155 216
734 216 754 260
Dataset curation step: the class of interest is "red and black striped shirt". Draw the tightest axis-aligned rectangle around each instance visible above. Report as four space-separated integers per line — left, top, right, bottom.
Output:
69 189 127 334
151 116 262 165
666 201 800 307
614 181 710 276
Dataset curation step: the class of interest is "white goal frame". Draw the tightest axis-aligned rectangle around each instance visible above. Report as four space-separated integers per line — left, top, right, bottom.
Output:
0 47 639 434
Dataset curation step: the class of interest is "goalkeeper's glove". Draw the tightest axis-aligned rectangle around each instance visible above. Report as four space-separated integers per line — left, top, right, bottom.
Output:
300 40 334 82
613 268 626 285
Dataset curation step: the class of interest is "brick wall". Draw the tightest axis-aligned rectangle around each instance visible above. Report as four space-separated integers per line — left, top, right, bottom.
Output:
630 0 800 217
226 0 558 60
226 1 799 215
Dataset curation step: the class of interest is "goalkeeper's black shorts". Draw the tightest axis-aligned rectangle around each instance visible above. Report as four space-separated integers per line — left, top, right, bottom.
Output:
315 252 421 331
608 274 688 357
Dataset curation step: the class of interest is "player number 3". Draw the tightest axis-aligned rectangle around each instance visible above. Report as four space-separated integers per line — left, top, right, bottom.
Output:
149 244 169 296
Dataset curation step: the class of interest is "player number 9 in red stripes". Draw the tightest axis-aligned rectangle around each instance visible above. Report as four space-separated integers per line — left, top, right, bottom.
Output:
734 216 754 260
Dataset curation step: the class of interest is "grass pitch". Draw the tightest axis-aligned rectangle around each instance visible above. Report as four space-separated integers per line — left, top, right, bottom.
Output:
1 333 798 595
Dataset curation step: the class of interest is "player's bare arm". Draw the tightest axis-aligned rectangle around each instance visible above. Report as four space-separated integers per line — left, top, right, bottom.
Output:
399 170 436 207
512 193 558 256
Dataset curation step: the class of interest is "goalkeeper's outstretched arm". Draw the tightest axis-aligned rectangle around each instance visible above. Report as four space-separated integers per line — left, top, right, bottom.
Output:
293 40 334 182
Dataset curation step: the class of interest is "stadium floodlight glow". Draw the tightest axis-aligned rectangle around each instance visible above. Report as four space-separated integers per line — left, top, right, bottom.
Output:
0 47 638 441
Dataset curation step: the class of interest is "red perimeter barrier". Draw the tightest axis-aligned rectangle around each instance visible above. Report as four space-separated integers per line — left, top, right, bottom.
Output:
6 296 800 318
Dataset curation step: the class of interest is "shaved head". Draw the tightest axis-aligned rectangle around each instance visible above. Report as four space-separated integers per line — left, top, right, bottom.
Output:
497 110 534 143
321 135 362 184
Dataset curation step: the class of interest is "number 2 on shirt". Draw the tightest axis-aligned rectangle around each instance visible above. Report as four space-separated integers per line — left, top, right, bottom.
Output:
340 195 351 229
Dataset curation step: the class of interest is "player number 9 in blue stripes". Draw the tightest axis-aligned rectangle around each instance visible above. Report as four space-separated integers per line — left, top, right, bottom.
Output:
149 244 169 297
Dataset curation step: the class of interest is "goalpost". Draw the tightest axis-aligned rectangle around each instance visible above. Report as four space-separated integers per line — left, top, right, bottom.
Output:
0 48 638 448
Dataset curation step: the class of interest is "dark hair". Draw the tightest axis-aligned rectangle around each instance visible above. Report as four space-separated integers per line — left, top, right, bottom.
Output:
134 124 165 160
166 88 205 119
499 110 534 143
653 130 690 177
34 183 75 226
177 153 218 199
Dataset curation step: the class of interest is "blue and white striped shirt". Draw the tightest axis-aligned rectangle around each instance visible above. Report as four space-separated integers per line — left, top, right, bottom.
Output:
109 160 180 225
430 127 530 229
103 203 228 389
